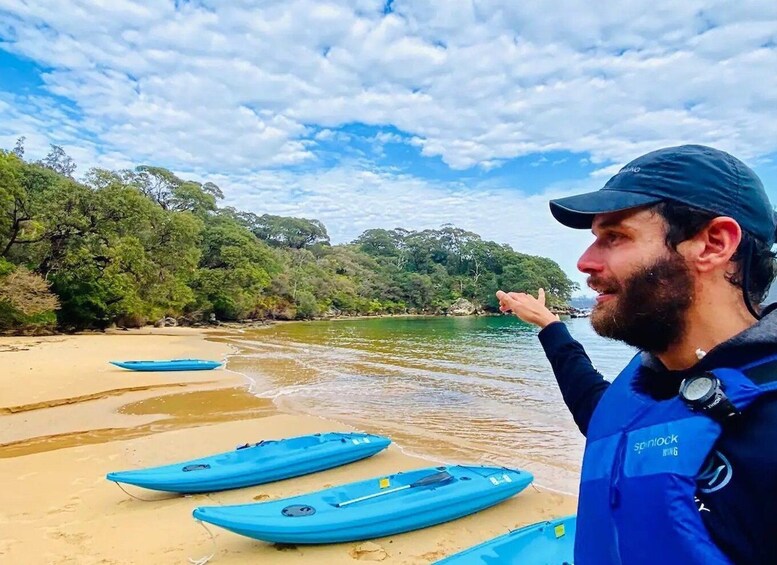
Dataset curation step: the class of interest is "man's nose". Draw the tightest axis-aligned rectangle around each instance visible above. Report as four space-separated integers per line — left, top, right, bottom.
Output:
577 244 603 275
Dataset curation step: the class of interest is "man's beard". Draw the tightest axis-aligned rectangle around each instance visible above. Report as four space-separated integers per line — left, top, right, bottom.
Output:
589 253 694 354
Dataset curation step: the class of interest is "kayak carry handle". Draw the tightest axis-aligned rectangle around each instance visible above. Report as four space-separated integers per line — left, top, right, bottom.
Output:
335 470 454 508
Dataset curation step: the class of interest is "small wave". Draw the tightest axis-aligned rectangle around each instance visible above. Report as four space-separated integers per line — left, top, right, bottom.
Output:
222 317 632 493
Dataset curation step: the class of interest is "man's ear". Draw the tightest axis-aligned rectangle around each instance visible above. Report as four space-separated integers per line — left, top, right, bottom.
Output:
683 216 742 273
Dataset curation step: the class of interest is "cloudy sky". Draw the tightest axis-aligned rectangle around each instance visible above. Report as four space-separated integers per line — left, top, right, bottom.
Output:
2 0 777 295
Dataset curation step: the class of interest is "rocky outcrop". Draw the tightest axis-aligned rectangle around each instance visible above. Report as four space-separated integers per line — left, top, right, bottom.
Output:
154 316 178 327
320 307 342 319
446 298 479 316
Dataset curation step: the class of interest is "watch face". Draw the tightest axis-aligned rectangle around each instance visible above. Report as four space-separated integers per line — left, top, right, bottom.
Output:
684 376 714 401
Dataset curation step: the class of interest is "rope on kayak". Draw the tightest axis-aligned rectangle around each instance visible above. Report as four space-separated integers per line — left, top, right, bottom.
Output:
111 481 179 502
188 520 217 565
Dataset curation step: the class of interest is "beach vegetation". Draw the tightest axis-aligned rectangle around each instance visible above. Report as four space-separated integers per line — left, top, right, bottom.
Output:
0 141 578 330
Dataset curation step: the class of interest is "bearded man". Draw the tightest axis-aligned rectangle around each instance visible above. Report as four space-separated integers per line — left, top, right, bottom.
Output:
497 145 777 565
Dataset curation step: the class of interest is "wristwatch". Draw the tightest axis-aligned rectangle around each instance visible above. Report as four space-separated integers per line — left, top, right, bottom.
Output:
679 373 740 421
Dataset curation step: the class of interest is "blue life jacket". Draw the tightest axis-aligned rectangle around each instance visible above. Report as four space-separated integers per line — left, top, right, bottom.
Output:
575 353 777 564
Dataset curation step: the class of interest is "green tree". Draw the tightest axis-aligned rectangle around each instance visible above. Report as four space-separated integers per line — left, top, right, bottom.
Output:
193 214 279 320
0 151 32 257
40 145 76 178
245 213 330 249
294 290 319 319
12 137 25 159
1 139 581 328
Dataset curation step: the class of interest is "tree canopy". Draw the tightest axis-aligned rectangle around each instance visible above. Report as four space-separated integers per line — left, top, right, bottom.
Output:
0 140 578 332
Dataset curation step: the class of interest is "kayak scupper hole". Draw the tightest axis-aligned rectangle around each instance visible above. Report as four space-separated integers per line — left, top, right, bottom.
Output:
182 464 211 472
461 476 471 480
281 504 316 517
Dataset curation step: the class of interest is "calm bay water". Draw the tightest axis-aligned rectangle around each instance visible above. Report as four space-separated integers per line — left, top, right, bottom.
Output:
223 315 635 494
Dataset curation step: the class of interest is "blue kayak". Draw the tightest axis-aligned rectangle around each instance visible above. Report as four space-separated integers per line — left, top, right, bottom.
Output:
435 515 576 564
107 432 390 493
192 465 533 544
109 359 222 371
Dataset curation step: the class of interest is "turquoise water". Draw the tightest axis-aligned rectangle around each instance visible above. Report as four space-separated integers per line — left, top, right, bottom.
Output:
224 315 635 494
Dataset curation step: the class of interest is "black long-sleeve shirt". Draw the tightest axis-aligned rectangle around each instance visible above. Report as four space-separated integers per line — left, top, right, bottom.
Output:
538 321 610 435
536 320 777 564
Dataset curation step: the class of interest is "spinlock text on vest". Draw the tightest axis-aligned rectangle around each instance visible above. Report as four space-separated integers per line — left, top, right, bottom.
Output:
633 433 679 454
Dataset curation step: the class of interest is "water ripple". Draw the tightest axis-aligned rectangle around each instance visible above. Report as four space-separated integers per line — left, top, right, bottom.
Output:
225 316 634 493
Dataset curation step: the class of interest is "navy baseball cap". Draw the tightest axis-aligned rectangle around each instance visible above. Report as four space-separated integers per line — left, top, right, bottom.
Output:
549 144 777 245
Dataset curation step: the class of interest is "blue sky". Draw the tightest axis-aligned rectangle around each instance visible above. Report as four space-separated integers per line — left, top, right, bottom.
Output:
2 1 777 295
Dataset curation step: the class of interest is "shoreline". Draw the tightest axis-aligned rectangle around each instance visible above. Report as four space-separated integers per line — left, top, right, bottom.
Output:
0 327 576 564
2 304 586 336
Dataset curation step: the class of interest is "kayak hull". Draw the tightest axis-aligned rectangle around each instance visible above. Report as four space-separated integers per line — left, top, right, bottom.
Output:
193 465 533 544
107 432 390 493
435 515 576 564
110 359 222 371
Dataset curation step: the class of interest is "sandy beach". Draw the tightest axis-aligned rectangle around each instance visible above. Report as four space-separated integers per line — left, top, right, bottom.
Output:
1 328 576 564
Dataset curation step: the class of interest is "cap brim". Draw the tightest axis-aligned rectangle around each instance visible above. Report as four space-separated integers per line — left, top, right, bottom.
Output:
549 190 663 229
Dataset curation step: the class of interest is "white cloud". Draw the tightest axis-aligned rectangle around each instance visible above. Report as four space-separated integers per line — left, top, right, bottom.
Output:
2 0 776 169
2 0 777 292
314 128 352 142
372 131 404 145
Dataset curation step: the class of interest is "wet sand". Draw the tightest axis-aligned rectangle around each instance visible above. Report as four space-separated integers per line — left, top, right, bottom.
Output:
0 328 576 564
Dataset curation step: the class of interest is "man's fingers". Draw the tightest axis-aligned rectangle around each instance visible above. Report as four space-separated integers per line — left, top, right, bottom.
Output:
508 291 539 306
497 290 550 313
495 290 514 312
